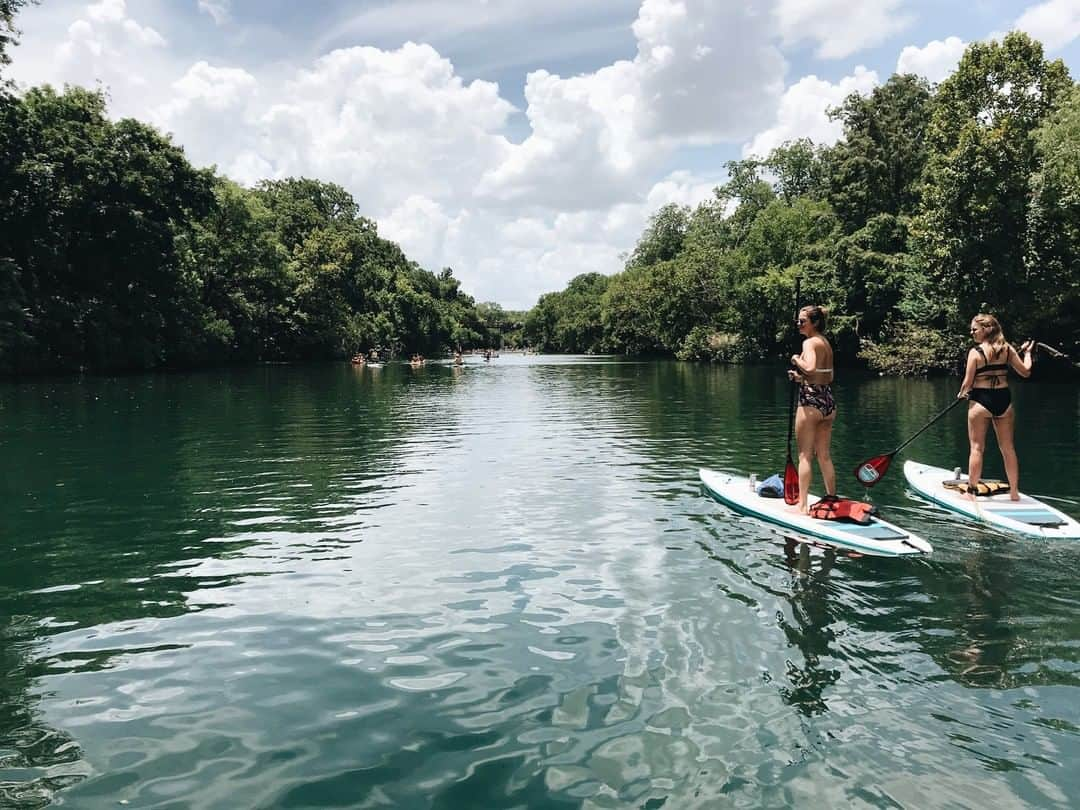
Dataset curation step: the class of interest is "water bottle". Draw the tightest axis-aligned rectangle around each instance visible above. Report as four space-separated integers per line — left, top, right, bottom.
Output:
953 466 962 481
749 473 758 493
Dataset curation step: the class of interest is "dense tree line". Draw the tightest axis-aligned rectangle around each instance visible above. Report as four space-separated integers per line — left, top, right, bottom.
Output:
525 34 1080 374
0 11 501 375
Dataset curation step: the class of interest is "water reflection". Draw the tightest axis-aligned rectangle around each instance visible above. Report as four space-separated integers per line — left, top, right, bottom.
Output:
1 358 1078 806
778 543 839 716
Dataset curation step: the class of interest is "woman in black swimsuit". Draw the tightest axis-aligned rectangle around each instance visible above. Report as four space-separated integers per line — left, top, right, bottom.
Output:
957 314 1034 501
787 306 835 514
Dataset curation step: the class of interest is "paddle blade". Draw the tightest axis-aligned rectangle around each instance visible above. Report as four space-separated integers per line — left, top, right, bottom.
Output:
783 457 799 505
854 454 893 487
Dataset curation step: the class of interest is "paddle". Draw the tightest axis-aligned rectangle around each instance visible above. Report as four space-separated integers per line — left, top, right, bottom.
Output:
783 277 802 505
1034 341 1080 369
853 397 965 486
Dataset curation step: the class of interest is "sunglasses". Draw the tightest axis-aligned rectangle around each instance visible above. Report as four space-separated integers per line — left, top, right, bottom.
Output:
796 318 808 325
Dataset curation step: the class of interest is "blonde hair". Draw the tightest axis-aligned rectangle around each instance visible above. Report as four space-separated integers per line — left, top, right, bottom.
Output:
799 305 827 333
971 313 1007 353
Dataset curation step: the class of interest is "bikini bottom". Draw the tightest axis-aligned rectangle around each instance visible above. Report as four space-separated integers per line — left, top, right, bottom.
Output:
798 383 835 418
968 387 1011 417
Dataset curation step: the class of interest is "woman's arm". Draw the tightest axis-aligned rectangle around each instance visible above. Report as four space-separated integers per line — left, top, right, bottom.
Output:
791 340 818 374
958 350 977 398
1009 341 1034 378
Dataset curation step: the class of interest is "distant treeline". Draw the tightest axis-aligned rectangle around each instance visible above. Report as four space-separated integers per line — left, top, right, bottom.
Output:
523 33 1080 375
0 1 513 375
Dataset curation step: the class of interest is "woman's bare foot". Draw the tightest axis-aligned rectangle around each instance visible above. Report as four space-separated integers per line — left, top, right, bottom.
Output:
1010 491 1020 501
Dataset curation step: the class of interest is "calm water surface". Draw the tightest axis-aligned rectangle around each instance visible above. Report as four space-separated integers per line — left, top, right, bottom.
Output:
2 356 1079 808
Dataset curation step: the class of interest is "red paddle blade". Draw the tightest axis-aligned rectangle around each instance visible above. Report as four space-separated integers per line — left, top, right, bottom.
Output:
854 454 892 487
784 459 799 505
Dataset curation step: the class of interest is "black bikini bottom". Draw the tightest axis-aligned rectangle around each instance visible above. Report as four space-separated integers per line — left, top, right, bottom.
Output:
969 388 1011 417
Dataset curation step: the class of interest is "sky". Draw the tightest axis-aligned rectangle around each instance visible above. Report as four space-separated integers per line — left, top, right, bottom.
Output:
6 0 1080 309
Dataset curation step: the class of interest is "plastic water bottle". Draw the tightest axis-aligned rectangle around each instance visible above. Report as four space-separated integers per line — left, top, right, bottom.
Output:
953 466 962 481
749 473 758 492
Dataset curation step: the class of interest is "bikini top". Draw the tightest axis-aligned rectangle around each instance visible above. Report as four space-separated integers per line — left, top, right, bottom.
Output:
974 346 1009 386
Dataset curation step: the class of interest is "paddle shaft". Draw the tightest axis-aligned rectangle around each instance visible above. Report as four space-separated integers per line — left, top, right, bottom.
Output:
786 277 802 453
1035 341 1080 368
783 278 802 504
887 397 964 457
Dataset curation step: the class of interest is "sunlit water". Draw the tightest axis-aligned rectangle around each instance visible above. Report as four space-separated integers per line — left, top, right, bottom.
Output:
2 356 1079 808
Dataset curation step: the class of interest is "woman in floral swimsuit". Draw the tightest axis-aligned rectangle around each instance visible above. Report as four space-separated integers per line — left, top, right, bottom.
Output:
787 305 836 514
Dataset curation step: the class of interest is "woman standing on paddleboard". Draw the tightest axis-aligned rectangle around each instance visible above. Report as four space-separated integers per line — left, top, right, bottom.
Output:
958 314 1034 501
787 306 836 514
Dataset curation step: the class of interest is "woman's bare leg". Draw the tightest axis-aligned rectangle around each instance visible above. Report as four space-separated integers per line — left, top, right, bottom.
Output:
967 403 991 497
991 407 1020 500
795 406 821 513
814 414 836 496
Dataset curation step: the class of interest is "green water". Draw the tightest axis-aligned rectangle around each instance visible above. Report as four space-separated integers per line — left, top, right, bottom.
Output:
2 357 1079 808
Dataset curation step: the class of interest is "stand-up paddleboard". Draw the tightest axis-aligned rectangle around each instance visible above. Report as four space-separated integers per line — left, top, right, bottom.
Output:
700 468 932 557
903 460 1080 539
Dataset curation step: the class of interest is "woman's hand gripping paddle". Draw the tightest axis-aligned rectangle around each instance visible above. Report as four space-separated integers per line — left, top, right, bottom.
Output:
853 397 964 486
783 278 802 504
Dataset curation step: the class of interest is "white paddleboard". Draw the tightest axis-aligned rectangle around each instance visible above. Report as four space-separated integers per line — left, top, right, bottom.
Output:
903 460 1080 539
700 468 932 557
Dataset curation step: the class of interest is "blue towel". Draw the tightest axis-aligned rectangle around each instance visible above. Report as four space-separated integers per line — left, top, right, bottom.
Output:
756 473 784 498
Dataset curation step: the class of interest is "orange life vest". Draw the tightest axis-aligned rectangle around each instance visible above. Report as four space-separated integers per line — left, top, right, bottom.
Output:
808 495 878 525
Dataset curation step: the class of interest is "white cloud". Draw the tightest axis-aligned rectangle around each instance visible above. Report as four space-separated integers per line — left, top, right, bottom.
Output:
18 0 170 115
896 36 966 84
1 0 947 308
1014 0 1080 51
776 0 913 59
743 66 879 158
475 0 785 209
197 1 231 26
381 171 719 307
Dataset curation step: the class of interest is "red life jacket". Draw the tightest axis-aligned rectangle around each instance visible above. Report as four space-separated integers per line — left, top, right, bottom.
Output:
808 495 877 525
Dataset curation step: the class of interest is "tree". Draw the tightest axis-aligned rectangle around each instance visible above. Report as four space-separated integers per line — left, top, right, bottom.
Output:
1 86 215 373
765 139 831 203
827 74 933 231
913 32 1073 328
0 0 35 73
626 204 689 269
1027 83 1080 350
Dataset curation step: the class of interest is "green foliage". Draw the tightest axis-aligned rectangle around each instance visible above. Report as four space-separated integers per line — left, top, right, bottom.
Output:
0 0 34 71
913 32 1073 329
676 327 743 362
858 323 962 376
764 139 831 203
1028 84 1080 353
1 85 215 373
524 34 1079 376
828 74 932 229
626 204 689 269
525 272 609 353
0 84 500 374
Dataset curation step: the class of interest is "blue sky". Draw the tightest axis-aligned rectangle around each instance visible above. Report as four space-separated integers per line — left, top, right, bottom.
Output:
7 0 1080 308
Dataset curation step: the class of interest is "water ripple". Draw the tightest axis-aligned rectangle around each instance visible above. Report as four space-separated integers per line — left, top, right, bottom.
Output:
2 360 1079 807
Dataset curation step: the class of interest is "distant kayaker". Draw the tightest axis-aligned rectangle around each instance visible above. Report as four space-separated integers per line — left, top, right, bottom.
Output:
787 305 836 514
957 313 1034 501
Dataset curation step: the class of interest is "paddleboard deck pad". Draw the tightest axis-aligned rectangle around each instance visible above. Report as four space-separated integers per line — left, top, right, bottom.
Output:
903 460 1080 539
699 468 932 557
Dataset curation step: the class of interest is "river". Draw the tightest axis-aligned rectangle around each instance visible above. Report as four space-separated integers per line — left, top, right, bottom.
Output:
2 356 1079 807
